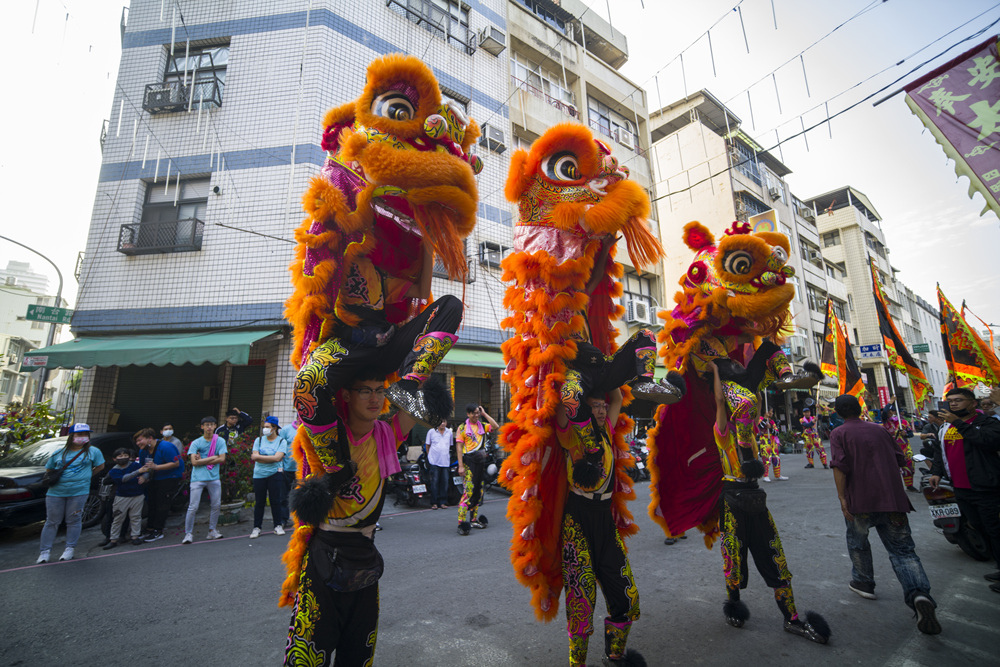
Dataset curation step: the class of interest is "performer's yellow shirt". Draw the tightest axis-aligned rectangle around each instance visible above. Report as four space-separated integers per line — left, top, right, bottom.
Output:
335 256 411 325
323 419 405 529
457 420 492 455
557 417 614 496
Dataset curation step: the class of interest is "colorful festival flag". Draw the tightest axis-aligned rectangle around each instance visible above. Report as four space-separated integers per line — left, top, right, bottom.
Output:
820 298 864 397
937 286 1000 387
869 261 932 406
904 36 1000 220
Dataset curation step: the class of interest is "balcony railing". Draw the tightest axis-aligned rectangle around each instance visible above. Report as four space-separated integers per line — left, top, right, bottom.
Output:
117 219 205 255
511 76 578 118
143 77 223 114
386 0 476 55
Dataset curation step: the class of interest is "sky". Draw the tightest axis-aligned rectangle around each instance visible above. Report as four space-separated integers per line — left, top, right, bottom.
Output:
1 0 998 334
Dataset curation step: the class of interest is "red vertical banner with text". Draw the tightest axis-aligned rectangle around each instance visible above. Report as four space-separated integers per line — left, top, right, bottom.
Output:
878 386 891 408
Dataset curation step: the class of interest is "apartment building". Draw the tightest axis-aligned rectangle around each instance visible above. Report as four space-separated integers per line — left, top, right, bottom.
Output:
28 0 659 434
647 90 848 406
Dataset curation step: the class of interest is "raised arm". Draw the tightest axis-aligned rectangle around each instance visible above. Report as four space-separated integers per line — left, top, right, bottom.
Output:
607 387 623 427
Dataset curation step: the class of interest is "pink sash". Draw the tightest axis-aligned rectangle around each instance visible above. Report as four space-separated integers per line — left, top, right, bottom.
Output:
206 435 219 471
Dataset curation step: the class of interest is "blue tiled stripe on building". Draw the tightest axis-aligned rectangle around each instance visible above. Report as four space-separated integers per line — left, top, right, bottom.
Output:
98 143 326 183
72 303 506 346
123 8 507 119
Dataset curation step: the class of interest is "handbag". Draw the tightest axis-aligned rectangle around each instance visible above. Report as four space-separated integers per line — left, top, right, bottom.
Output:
724 487 768 514
312 532 384 592
40 448 87 488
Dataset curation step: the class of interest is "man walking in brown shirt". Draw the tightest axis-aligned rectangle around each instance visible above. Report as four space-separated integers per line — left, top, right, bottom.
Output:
829 394 940 634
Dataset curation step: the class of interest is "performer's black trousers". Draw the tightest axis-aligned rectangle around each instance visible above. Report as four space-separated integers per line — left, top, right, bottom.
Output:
566 329 656 422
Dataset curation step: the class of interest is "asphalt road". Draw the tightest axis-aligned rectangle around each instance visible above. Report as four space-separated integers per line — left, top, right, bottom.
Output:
1 448 998 666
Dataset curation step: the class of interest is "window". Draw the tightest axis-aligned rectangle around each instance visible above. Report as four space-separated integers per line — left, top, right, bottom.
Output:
813 332 825 359
830 298 847 322
118 178 209 255
825 262 845 280
510 52 577 117
623 271 654 298
0 373 12 395
765 172 785 203
513 0 567 34
821 230 840 247
433 238 473 282
799 240 823 267
736 192 769 220
31 321 45 330
731 140 762 186
588 97 612 138
145 44 228 112
388 0 473 54
788 276 802 302
806 285 826 313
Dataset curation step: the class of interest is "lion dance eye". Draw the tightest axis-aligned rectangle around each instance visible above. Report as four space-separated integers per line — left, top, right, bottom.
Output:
722 250 754 275
772 246 788 264
542 152 581 182
372 91 415 121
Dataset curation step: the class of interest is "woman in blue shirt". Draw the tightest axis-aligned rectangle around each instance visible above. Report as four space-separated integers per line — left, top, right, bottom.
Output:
37 423 105 563
250 416 289 538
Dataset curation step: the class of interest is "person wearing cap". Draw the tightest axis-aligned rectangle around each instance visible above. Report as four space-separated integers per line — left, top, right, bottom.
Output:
216 407 252 444
135 427 185 542
250 415 289 538
829 394 940 634
37 423 105 563
182 417 229 544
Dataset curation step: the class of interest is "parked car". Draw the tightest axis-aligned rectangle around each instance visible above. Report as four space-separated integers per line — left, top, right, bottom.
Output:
0 432 135 529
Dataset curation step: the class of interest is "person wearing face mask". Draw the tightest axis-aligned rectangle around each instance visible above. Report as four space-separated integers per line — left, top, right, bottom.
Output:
182 417 228 544
929 386 1000 593
160 423 184 449
37 423 106 563
250 416 289 539
104 447 148 549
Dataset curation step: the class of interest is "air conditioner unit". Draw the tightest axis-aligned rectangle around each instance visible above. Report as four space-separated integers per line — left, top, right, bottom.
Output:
802 209 816 221
146 87 173 107
626 298 652 325
809 251 822 261
615 128 635 150
791 342 807 358
478 25 506 56
479 123 506 154
768 187 780 200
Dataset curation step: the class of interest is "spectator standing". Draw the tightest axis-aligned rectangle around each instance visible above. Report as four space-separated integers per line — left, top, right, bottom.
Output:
829 394 940 633
929 387 1000 594
425 419 453 509
250 416 288 538
36 423 105 563
103 448 147 549
278 421 299 528
182 417 228 544
135 428 184 542
918 411 944 457
216 407 252 443
160 424 184 450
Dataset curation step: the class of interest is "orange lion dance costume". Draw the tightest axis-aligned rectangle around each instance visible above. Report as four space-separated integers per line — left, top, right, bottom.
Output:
280 54 481 666
645 221 829 644
499 123 678 667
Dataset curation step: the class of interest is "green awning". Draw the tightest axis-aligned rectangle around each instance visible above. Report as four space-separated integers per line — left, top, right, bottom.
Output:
20 330 279 370
443 348 505 369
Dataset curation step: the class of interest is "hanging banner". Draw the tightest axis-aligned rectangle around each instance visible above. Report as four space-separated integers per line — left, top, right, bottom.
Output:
903 36 1000 219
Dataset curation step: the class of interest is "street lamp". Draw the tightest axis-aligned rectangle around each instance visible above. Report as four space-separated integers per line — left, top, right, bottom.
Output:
0 235 64 404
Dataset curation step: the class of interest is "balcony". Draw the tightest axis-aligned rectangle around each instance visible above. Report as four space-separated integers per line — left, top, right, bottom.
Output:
143 77 223 114
511 76 578 119
386 0 476 55
117 219 205 255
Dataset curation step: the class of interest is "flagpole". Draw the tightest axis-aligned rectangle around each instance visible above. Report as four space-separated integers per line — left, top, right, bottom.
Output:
885 363 903 423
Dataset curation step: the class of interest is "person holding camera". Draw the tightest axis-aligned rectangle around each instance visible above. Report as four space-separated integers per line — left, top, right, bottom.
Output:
455 404 499 536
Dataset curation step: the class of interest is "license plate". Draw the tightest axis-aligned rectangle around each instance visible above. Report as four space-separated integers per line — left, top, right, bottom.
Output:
636 462 645 469
929 503 961 519
453 476 463 485
412 484 426 494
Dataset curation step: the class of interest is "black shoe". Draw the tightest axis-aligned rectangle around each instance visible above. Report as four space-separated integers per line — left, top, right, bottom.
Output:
823 464 829 469
804 464 815 469
906 485 919 492
143 531 164 543
664 538 677 545
102 540 119 550
913 595 941 635
458 521 471 536
984 571 1000 583
784 618 829 644
723 600 749 628
131 538 144 546
849 580 876 599
97 536 111 547
471 515 488 529
629 378 683 405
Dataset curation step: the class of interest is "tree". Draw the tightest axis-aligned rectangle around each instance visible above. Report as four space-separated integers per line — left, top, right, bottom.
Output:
0 401 72 458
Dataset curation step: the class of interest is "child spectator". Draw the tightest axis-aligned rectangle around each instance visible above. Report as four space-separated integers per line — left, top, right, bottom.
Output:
182 417 228 544
103 448 147 549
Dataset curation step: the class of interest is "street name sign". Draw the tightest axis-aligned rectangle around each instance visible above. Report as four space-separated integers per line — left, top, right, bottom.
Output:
25 305 72 325
859 344 884 359
912 343 931 353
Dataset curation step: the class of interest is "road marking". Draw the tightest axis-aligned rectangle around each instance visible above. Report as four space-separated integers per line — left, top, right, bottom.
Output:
938 636 997 663
953 592 998 609
937 610 1000 635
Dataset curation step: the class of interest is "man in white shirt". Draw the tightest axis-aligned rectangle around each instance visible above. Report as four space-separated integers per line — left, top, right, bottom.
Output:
425 419 454 509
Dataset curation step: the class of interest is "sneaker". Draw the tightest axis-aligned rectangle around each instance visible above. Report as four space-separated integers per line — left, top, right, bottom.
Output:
143 531 164 543
804 463 815 469
102 541 119 551
823 464 829 469
36 551 50 564
777 476 789 480
249 527 261 539
762 476 771 482
274 525 286 536
849 580 876 600
375 523 383 531
182 533 194 544
913 595 941 634
206 529 223 540
664 538 677 545
131 538 144 546
59 548 75 561
984 571 1000 583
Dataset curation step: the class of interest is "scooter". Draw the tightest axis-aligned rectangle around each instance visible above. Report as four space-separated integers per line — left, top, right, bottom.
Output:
389 451 429 507
626 438 649 482
916 456 993 562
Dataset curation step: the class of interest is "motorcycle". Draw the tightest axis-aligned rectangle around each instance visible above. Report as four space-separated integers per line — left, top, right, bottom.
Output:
389 451 429 508
915 455 993 562
626 438 650 482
